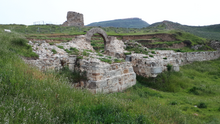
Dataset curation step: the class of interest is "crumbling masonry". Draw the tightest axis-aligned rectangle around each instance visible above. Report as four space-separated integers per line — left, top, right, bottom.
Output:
25 28 220 93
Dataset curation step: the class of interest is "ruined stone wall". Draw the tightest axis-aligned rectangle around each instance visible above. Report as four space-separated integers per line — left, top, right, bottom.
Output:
129 50 220 77
25 39 136 94
73 58 136 93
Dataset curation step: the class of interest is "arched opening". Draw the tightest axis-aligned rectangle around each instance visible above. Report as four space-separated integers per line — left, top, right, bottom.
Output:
91 33 105 52
85 28 110 52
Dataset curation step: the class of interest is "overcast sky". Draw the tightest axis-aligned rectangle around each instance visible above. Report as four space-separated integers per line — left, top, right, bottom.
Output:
0 0 220 26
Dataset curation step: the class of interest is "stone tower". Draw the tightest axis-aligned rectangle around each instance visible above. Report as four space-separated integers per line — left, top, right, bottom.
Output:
62 11 84 27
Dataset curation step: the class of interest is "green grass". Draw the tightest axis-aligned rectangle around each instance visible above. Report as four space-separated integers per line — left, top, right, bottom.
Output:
99 58 112 64
51 49 57 54
1 27 220 124
114 59 125 63
82 50 90 57
57 45 64 49
149 55 154 57
135 58 220 123
124 52 132 55
148 41 182 46
126 46 148 55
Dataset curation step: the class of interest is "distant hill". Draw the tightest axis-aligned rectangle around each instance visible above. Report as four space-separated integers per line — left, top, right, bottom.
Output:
86 18 149 28
148 21 220 40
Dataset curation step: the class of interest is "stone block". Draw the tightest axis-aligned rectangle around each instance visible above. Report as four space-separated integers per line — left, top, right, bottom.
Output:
123 69 129 74
87 82 97 89
96 80 108 88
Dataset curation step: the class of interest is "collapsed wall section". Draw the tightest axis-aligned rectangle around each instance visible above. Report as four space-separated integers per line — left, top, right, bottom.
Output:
129 50 220 77
70 57 136 93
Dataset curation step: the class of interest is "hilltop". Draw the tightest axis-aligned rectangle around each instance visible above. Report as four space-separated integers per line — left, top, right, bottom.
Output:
86 18 149 28
147 21 220 40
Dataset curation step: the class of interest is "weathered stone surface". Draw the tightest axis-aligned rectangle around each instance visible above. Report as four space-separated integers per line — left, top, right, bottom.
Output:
130 50 220 77
62 11 84 27
23 28 220 94
85 28 110 47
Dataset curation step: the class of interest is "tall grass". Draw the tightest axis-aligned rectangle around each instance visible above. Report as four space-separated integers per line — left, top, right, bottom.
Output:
1 29 220 123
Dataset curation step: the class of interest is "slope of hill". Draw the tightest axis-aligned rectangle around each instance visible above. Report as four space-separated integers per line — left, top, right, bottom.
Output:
86 18 149 28
148 21 220 40
1 26 220 123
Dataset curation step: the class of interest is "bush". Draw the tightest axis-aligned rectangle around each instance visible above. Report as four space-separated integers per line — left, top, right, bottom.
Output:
99 58 112 64
83 50 90 57
70 47 79 52
69 47 79 55
167 64 172 71
97 52 103 56
11 38 28 46
124 52 131 55
49 42 55 45
149 55 154 58
198 102 207 108
77 56 83 59
114 59 125 63
143 56 148 58
57 45 64 49
163 57 167 60
64 49 71 53
170 101 177 105
51 49 57 54
151 51 156 54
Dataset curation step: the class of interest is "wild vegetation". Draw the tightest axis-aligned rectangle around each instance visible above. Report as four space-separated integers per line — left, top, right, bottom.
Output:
1 23 220 123
148 21 220 41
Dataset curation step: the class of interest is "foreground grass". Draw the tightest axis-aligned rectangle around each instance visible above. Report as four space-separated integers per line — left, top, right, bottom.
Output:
1 29 220 123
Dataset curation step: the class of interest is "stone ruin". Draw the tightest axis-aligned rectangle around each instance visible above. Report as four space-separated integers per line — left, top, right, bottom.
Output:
25 28 220 93
62 11 84 27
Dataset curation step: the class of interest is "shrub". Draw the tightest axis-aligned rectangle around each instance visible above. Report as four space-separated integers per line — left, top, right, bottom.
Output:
57 45 64 49
83 50 90 57
99 58 112 64
69 47 79 55
70 47 79 52
170 101 177 105
198 102 207 108
49 42 55 45
11 38 28 46
51 49 57 54
64 49 71 53
114 59 125 63
163 57 167 60
167 64 172 71
77 56 83 59
124 52 131 55
151 51 156 54
97 52 103 56
143 56 148 58
149 55 154 58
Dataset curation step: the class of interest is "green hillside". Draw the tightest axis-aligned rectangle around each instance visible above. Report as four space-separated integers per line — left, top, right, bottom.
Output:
87 18 150 28
148 21 220 40
1 25 220 123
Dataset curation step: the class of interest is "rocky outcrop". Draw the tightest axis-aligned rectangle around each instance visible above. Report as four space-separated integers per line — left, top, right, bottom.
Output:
62 11 84 27
210 40 220 50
